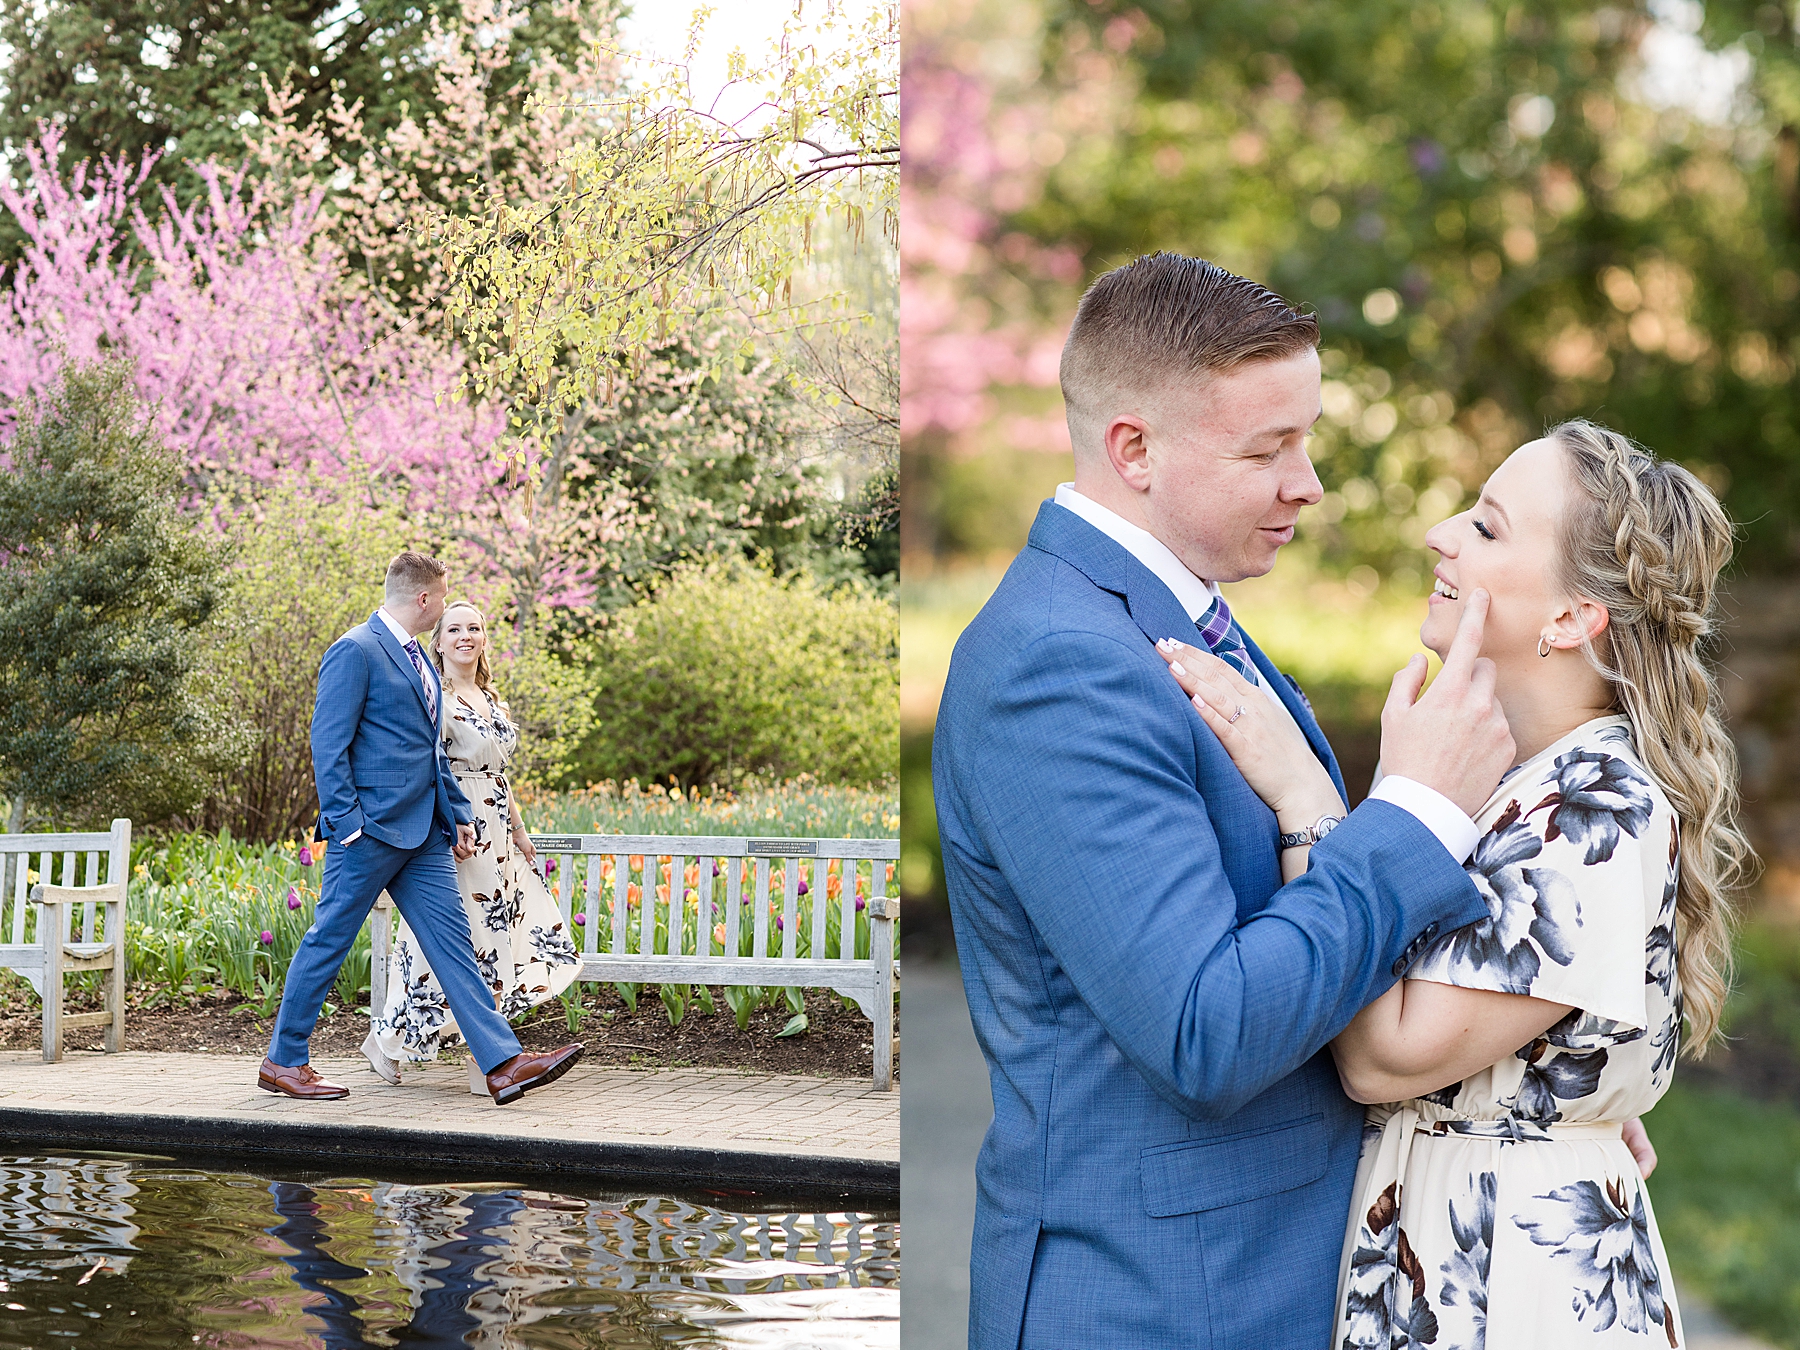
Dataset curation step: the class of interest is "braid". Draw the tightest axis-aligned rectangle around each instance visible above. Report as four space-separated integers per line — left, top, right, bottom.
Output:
1552 420 1753 1055
1594 447 1711 643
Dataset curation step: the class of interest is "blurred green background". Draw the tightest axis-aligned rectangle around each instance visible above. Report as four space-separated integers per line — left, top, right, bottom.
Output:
902 0 1800 1340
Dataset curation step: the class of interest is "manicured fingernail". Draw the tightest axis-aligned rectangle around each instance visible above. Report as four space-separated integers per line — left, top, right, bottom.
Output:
1170 662 1186 676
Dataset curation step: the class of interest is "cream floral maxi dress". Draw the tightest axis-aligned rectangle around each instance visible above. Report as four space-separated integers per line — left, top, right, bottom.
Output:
371 690 581 1062
1334 715 1686 1350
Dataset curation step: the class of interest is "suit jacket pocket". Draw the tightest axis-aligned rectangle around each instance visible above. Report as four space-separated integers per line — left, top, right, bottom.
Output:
353 771 406 787
1140 1113 1327 1216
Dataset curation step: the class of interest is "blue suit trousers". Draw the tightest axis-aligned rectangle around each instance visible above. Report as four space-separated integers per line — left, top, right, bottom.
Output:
269 833 523 1072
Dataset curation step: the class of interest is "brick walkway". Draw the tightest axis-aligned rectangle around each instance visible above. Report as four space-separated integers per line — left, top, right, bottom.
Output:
0 1051 898 1196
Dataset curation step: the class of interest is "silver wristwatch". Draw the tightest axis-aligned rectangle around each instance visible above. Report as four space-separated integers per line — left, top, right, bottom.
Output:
1278 813 1344 851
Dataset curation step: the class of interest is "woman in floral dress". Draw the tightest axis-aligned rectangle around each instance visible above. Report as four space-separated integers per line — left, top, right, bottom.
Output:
362 602 582 1092
1160 420 1746 1348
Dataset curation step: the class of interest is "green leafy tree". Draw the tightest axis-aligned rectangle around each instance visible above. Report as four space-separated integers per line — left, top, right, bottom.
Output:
0 362 249 831
576 562 898 791
0 0 608 265
1019 0 1800 575
543 332 867 621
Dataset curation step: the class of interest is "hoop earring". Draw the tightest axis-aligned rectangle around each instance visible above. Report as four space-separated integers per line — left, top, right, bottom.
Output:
1537 634 1553 659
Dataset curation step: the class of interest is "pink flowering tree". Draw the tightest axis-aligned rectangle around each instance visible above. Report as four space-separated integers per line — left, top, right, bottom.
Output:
0 128 631 618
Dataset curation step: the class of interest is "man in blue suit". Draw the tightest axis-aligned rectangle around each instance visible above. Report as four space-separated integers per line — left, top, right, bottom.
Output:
933 255 1519 1348
260 550 582 1104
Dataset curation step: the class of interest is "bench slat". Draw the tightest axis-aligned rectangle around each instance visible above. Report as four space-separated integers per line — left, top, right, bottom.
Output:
723 854 741 962
752 857 769 961
583 855 601 955
578 955 878 988
0 833 117 853
529 833 898 860
58 1011 113 1029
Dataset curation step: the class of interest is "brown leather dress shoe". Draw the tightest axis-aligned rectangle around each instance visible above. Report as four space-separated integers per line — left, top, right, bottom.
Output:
485 1043 584 1105
258 1058 350 1100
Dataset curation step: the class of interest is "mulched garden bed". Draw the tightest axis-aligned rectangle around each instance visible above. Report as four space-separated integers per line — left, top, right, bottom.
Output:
0 976 895 1081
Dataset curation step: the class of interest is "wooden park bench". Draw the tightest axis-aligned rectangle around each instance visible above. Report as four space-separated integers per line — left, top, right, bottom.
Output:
370 833 901 1090
0 819 131 1062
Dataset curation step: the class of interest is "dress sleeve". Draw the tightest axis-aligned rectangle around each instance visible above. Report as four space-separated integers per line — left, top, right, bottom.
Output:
1404 744 1668 1041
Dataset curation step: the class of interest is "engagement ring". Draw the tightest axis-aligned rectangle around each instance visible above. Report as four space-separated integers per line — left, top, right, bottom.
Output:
1228 704 1247 724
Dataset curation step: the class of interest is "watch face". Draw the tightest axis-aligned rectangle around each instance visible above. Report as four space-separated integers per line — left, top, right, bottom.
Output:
1314 815 1343 840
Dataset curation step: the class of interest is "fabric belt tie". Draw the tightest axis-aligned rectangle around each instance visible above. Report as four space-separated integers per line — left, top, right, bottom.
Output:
1368 1103 1625 1149
1366 1105 1626 1245
1415 1118 1625 1142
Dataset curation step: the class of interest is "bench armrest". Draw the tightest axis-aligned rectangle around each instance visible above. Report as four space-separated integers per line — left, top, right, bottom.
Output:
30 883 124 907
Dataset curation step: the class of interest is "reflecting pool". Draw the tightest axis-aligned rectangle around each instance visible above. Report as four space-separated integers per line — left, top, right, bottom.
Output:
0 1153 898 1347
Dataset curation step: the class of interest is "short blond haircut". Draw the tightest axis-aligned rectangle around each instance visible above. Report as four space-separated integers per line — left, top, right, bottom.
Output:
384 550 447 598
1060 253 1319 448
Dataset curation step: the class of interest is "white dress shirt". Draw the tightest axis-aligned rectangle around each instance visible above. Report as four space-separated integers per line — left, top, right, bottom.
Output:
338 607 442 847
1052 484 1479 863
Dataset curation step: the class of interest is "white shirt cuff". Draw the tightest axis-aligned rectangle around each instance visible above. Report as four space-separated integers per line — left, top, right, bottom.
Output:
1366 776 1479 864
340 829 362 845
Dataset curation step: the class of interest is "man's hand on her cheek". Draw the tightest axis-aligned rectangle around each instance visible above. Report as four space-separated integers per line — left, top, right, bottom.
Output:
1378 589 1515 818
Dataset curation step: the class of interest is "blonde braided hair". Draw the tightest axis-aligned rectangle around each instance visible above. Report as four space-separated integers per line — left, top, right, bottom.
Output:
1551 419 1752 1055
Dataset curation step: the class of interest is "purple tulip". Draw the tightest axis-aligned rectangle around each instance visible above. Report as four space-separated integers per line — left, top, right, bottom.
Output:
259 930 274 945
855 897 865 912
286 887 300 909
298 846 313 866
574 913 586 926
775 915 784 929
712 862 722 877
545 858 558 874
797 880 809 896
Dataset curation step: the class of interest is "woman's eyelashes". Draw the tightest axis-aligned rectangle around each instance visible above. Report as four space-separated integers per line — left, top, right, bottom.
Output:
1472 518 1496 541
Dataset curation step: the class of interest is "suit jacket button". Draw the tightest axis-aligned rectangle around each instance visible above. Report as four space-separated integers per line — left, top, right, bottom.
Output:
1423 922 1440 941
1392 956 1408 977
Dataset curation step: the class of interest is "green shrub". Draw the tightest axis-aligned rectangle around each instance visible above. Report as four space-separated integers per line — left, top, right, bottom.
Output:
575 563 898 790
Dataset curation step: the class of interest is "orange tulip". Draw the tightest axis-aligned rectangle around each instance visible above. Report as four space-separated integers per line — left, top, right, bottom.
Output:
827 874 842 899
627 883 641 908
712 923 726 946
630 855 644 869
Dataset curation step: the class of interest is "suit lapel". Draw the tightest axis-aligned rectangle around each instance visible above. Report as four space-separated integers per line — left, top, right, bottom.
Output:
1237 626 1347 802
1028 503 1194 646
1028 502 1348 800
368 610 436 728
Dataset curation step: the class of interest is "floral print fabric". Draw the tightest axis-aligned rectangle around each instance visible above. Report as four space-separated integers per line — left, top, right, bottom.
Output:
372 690 581 1062
1333 716 1685 1348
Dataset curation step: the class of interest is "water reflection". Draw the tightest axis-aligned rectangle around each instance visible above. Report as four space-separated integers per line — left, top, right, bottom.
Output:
0 1155 898 1348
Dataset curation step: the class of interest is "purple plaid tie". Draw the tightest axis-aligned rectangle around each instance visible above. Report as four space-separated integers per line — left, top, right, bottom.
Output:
1197 595 1259 685
403 637 439 725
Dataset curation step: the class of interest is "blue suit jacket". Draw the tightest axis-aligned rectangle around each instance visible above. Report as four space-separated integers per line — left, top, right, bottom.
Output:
932 504 1489 1350
310 611 472 849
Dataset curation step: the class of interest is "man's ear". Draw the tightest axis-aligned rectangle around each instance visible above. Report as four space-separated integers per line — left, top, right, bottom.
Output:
1103 414 1154 492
